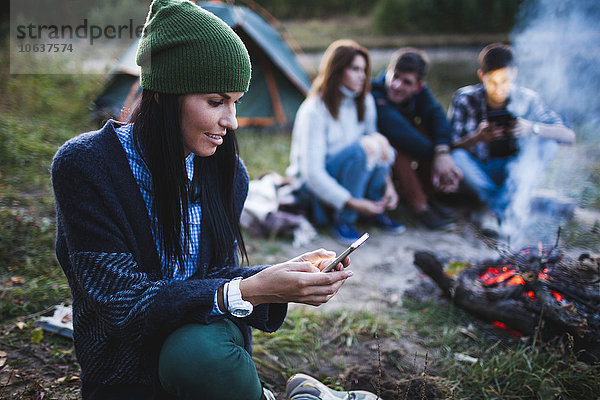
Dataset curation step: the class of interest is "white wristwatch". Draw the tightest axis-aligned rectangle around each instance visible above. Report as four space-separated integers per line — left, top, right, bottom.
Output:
225 277 253 318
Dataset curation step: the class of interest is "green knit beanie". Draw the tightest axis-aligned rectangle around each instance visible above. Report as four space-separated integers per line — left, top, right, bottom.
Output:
136 0 251 94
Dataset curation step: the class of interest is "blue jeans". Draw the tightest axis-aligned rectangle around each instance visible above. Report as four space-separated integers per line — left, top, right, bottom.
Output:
452 136 559 218
299 141 389 226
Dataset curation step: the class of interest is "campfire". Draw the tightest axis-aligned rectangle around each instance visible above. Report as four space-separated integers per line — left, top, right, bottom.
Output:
413 241 600 359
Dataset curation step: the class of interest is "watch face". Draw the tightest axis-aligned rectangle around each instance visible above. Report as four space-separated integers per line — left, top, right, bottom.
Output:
231 305 252 317
226 278 253 317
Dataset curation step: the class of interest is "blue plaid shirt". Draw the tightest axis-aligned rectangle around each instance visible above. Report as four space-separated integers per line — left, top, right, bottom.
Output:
115 124 202 282
448 83 565 160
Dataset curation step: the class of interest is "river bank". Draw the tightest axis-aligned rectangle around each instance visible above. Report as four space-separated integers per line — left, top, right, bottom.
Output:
282 16 508 52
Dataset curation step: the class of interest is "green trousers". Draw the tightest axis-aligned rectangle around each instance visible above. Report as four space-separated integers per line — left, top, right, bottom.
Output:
158 319 263 400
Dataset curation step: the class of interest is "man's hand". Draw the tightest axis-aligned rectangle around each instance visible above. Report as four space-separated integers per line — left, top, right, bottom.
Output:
509 118 575 144
452 119 511 151
432 153 462 193
509 117 532 137
475 120 505 143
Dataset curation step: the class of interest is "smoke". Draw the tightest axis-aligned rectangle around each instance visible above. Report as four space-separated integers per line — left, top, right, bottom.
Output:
498 0 600 247
511 0 600 129
500 138 567 247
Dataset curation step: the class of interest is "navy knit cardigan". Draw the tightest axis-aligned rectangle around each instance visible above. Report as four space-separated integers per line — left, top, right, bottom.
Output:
51 121 287 399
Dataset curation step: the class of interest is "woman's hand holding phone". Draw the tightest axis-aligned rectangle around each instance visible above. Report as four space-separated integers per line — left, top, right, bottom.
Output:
321 233 369 272
238 248 353 307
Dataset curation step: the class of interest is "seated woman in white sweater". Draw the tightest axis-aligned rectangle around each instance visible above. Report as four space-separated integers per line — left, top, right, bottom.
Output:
287 39 404 244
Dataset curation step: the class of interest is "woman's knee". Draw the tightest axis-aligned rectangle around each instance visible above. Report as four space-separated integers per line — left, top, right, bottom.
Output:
158 320 262 400
360 133 394 167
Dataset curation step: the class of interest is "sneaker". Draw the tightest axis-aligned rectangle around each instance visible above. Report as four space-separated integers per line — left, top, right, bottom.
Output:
263 387 276 400
416 208 455 230
428 199 458 221
332 223 361 245
286 373 378 400
372 214 406 234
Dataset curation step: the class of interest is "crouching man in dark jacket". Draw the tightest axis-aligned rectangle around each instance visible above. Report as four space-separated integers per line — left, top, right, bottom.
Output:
372 48 461 229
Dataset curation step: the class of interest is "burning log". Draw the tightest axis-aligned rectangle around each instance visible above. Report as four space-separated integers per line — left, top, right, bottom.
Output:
413 246 600 356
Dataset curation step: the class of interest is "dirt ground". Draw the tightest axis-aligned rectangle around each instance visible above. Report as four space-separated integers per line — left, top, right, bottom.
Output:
289 221 495 313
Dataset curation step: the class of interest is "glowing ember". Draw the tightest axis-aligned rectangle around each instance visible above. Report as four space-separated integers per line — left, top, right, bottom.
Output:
478 266 525 287
492 321 523 336
479 264 565 304
507 275 525 285
525 291 536 300
550 290 564 302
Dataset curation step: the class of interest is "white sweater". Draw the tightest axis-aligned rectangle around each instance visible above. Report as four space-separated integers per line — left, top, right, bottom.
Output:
286 89 378 211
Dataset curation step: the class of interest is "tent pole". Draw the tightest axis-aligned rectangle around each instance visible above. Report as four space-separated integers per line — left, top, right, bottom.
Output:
257 51 287 126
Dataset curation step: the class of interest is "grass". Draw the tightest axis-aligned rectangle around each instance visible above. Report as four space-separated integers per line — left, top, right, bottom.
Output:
237 128 292 180
0 72 99 214
0 210 70 320
252 307 405 391
400 298 600 399
252 299 600 399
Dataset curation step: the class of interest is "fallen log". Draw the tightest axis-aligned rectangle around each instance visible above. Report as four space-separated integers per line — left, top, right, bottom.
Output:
413 248 600 357
414 251 539 336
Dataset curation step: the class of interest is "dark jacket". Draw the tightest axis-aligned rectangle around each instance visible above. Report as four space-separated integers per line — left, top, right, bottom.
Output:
51 120 286 399
371 73 453 160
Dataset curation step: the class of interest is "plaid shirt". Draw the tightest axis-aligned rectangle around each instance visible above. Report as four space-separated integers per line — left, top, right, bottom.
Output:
115 124 201 281
448 83 565 160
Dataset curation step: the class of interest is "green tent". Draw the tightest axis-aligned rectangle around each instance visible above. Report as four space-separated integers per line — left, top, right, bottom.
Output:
92 1 311 128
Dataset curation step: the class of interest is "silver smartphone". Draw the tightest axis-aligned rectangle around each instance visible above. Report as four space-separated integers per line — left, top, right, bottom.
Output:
321 233 369 272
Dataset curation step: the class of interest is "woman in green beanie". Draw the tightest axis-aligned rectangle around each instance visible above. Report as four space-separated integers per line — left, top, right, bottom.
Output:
51 1 361 399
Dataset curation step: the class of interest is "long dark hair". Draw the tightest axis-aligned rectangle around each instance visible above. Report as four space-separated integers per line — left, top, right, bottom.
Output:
309 39 371 121
130 90 247 276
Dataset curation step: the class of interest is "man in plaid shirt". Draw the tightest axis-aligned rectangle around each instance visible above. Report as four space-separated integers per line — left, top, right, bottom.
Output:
448 43 575 237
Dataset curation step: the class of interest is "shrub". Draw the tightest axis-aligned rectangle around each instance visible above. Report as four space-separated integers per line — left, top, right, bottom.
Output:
252 0 373 19
373 0 524 34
